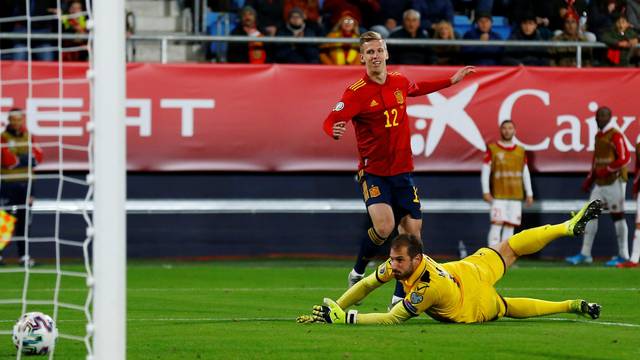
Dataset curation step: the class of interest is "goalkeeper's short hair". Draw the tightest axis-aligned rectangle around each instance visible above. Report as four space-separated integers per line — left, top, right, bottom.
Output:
390 234 423 258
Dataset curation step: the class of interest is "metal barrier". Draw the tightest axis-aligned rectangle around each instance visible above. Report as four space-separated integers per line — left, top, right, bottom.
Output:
3 32 638 68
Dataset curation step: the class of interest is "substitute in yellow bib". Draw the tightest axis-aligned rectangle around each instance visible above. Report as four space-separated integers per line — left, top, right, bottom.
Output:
482 120 533 248
567 106 631 267
299 200 604 325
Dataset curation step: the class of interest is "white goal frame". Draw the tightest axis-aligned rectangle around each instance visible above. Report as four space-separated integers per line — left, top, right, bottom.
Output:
92 0 126 359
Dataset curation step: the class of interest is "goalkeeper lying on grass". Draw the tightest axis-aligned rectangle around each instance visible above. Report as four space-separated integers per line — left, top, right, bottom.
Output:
298 200 603 325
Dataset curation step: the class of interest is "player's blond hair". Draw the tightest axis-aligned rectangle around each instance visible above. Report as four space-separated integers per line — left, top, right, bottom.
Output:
359 31 384 52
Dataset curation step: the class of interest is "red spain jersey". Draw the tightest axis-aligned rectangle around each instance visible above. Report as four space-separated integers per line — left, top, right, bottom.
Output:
323 72 451 176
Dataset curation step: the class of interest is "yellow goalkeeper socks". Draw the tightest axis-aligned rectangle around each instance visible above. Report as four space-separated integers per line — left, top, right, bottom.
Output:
504 297 573 318
507 224 568 256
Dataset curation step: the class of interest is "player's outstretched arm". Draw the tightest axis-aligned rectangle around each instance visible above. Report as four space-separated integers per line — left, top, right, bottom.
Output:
450 66 476 85
311 298 413 325
408 66 476 97
336 272 385 309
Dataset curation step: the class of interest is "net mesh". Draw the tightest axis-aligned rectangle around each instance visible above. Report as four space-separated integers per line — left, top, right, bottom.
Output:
0 1 95 358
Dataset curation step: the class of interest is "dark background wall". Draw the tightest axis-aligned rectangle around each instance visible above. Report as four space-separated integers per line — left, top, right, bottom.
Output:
8 172 632 260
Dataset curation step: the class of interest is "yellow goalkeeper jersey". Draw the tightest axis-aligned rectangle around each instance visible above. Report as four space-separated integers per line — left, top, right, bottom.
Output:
337 250 507 324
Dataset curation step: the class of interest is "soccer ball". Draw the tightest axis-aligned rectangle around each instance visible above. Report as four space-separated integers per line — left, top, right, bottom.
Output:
12 312 58 355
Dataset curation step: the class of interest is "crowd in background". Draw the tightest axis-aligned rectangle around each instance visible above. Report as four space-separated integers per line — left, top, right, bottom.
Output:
0 0 639 67
213 0 640 67
0 0 132 62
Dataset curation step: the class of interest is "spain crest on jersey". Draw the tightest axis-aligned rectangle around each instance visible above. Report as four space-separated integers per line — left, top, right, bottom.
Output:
394 89 404 105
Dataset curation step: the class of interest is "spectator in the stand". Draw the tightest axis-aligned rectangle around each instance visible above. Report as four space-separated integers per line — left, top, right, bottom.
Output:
370 0 411 38
388 9 435 65
587 0 625 39
433 20 461 65
552 14 593 67
323 0 363 30
284 0 323 32
548 0 588 32
462 12 503 66
379 0 411 30
0 108 43 267
320 13 361 65
505 0 554 39
502 14 550 66
410 0 454 36
61 0 88 61
601 15 639 67
322 0 382 29
227 6 269 64
10 0 58 61
246 0 285 36
550 3 597 42
275 8 320 63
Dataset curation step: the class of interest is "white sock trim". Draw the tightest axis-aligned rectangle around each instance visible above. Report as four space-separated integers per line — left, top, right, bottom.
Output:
349 269 364 277
346 310 358 324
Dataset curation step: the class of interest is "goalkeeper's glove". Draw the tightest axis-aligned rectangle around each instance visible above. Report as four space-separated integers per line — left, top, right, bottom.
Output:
296 314 322 324
312 298 358 324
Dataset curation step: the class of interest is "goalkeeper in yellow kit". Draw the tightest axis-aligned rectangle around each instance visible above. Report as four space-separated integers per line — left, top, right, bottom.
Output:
299 200 603 325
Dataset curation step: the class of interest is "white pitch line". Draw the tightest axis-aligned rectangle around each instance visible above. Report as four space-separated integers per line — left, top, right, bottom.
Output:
0 287 637 292
536 318 640 328
0 317 637 328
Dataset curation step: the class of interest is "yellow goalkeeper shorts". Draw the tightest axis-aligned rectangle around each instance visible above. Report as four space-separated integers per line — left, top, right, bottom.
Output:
441 247 507 323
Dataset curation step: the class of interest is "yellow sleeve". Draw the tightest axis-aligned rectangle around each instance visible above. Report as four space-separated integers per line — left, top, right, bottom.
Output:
336 271 385 309
337 259 393 308
355 300 414 325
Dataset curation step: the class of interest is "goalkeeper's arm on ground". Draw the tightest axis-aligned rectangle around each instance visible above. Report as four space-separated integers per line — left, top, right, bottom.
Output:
314 297 414 325
335 272 414 324
336 271 385 308
355 301 414 324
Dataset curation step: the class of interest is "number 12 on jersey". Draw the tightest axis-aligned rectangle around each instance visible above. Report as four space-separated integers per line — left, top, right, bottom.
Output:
384 108 399 128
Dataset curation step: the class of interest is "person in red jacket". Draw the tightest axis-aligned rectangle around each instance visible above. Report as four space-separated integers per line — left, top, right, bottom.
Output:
0 108 43 267
566 106 630 267
323 30 475 306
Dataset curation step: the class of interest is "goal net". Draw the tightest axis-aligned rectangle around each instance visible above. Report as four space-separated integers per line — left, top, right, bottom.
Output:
0 1 126 358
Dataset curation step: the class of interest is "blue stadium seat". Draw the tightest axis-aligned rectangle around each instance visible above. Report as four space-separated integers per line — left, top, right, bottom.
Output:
491 16 508 27
493 26 511 39
492 16 511 39
454 15 471 25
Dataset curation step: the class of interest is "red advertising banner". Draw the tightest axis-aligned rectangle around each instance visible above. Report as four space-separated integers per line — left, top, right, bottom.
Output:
1 62 639 172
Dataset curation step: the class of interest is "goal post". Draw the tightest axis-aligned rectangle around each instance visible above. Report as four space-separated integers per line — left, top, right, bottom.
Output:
92 0 127 359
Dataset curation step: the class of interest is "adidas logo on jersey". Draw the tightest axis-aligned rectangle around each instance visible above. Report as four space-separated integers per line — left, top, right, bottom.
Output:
370 99 379 107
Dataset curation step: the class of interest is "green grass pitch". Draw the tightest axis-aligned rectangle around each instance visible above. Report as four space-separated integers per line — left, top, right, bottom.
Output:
0 260 639 359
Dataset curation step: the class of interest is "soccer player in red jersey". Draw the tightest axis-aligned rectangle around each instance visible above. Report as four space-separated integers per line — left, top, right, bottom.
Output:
323 31 476 306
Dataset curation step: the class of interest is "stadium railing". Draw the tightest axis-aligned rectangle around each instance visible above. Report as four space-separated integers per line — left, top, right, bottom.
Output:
31 199 637 214
2 32 639 68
